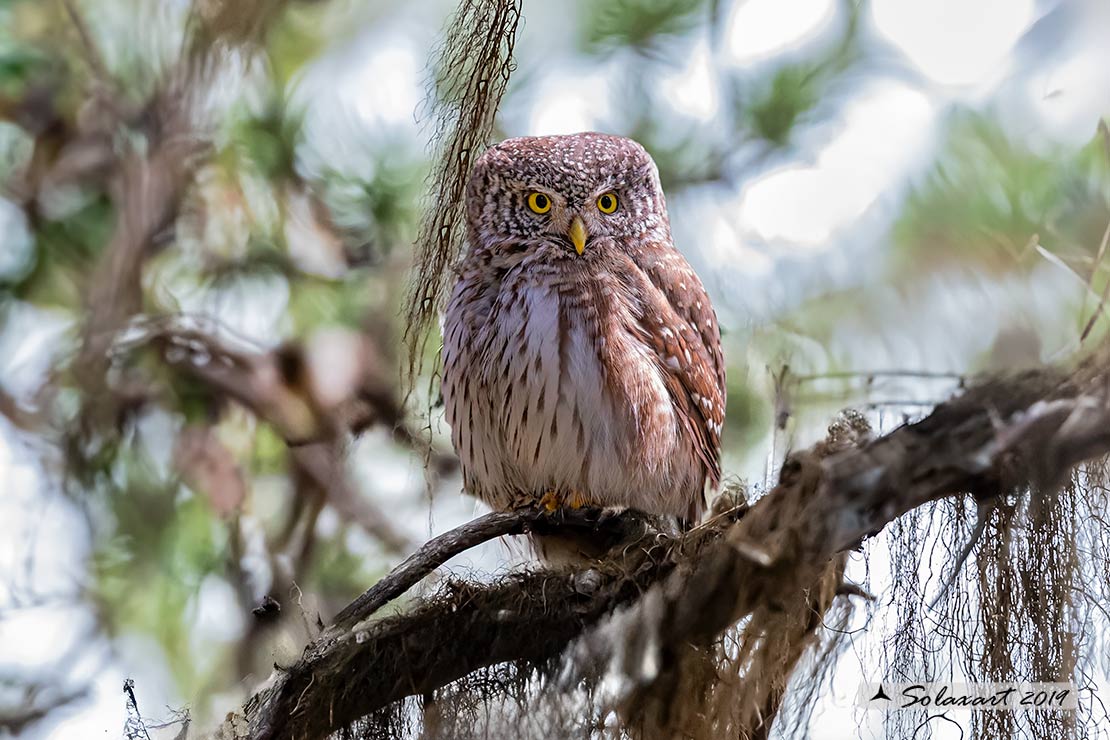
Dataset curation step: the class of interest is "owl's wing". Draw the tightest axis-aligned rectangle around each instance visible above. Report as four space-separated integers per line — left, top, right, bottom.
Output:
631 245 726 506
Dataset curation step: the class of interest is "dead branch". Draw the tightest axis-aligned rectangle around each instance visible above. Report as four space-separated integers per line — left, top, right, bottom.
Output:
76 72 211 428
146 318 417 554
0 682 88 735
68 0 293 436
219 344 1110 739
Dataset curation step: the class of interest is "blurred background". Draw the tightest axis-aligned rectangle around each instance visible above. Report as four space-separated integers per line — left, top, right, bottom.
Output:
1 0 1108 737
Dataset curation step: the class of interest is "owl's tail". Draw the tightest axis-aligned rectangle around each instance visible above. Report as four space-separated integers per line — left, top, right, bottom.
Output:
529 510 682 567
530 531 619 566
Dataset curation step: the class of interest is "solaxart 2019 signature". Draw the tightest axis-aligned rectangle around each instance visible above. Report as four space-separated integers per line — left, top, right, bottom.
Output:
859 682 1078 711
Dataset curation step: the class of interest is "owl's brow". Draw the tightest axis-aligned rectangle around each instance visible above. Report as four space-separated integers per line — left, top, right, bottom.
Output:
586 177 641 200
500 165 650 202
590 178 627 193
509 181 555 193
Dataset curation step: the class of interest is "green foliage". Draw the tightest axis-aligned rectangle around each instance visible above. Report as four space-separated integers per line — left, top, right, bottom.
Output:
894 112 1110 266
0 47 53 95
741 0 860 148
625 116 725 189
250 424 289 476
230 102 304 183
8 195 113 308
91 440 229 696
267 4 331 87
579 0 708 54
0 120 31 178
318 151 426 259
286 271 374 331
743 64 823 147
309 527 386 602
722 374 770 451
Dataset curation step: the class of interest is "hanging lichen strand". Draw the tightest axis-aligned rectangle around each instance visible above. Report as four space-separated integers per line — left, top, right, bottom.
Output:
402 0 522 382
966 484 1081 740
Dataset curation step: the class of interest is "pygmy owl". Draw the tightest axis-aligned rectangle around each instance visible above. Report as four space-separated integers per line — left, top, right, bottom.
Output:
442 132 725 529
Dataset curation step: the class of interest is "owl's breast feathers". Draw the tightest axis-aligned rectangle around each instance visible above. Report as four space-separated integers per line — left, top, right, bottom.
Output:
442 242 725 522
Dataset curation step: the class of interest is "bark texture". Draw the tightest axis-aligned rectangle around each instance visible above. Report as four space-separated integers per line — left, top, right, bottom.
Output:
218 345 1110 739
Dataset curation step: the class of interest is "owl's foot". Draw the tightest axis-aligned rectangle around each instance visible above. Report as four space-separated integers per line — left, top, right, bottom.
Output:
539 491 561 512
538 489 588 512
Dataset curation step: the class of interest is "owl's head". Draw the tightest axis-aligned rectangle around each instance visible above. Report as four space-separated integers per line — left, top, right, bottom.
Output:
465 132 670 258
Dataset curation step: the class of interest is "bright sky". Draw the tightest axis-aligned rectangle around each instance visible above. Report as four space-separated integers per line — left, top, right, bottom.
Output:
726 0 836 64
737 82 935 249
872 0 1035 88
3 0 1106 737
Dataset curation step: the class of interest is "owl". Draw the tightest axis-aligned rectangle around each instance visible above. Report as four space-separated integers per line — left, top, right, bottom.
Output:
441 132 725 531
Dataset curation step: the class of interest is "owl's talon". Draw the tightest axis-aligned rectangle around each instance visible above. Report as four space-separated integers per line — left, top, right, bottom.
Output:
567 490 587 509
539 491 560 513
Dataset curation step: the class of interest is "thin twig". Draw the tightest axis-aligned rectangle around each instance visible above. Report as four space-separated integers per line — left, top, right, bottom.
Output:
1079 218 1110 343
123 679 152 740
926 501 994 611
332 509 527 626
792 370 965 382
60 0 112 83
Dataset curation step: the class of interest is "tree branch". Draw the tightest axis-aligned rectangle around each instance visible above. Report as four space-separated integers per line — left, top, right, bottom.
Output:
146 318 417 555
221 345 1110 739
331 506 661 627
239 511 692 740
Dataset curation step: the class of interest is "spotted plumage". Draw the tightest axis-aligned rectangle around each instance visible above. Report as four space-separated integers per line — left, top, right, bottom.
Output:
442 132 725 527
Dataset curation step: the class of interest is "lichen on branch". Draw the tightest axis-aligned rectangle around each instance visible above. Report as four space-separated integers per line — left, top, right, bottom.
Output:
224 341 1110 739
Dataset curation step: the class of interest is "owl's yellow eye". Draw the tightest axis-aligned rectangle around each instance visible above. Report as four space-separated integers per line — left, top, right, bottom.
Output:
527 192 552 214
597 192 619 214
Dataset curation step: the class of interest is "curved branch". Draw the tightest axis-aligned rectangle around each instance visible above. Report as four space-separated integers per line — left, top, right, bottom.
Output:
331 506 657 627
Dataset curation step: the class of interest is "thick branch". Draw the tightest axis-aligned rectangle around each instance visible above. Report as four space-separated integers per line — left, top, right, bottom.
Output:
225 347 1110 739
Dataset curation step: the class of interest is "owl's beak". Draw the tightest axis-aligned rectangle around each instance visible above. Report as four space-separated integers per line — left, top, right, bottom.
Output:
568 216 588 255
